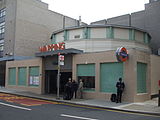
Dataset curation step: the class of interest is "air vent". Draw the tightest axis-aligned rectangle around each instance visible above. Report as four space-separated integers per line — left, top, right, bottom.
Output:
74 35 80 39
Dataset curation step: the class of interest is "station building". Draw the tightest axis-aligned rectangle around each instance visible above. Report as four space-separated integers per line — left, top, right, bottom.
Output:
5 25 160 102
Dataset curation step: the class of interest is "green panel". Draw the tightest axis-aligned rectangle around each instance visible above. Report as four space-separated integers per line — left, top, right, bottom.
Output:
83 27 87 39
137 62 147 93
77 64 95 76
8 68 16 85
18 67 27 86
129 29 135 40
87 28 91 39
100 62 123 93
64 30 69 41
143 33 150 44
51 34 56 44
83 27 90 39
29 66 39 76
106 27 114 39
29 66 40 86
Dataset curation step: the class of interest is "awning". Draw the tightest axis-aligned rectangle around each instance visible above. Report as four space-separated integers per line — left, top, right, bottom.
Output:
35 48 83 57
0 56 36 62
0 56 14 62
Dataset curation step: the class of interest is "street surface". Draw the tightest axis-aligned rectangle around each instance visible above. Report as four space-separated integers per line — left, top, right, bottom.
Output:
0 93 160 120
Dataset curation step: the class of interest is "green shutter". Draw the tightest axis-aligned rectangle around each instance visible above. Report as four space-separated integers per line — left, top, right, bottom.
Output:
137 62 147 93
143 33 149 44
129 29 135 40
83 27 90 39
100 62 123 93
51 34 56 44
106 27 114 39
77 64 95 76
83 28 87 39
29 66 40 86
64 30 69 41
29 66 39 76
18 67 27 86
8 68 16 85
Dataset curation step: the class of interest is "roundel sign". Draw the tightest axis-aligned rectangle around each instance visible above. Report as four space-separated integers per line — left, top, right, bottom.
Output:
116 47 128 62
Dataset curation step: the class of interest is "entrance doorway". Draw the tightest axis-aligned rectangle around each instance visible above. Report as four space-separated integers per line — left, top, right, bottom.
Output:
45 70 72 94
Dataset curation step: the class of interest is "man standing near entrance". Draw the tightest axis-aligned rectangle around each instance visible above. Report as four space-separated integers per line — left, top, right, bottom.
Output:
116 78 125 103
64 78 72 100
71 80 78 99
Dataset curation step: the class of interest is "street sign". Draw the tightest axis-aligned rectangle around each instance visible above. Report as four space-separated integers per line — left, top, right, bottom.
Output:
59 55 64 65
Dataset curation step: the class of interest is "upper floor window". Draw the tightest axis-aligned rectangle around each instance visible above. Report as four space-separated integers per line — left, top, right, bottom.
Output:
0 22 5 34
0 43 4 51
0 8 6 18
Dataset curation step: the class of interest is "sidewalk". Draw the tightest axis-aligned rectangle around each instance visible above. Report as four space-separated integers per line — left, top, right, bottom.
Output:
0 87 160 116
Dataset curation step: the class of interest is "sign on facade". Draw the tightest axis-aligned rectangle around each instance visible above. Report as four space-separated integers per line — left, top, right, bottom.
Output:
39 42 65 52
116 47 128 62
59 55 64 65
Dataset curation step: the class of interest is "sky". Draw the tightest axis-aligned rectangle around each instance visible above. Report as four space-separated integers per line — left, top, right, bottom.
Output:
41 0 149 24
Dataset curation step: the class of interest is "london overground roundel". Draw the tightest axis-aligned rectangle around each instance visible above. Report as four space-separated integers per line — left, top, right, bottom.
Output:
116 47 128 62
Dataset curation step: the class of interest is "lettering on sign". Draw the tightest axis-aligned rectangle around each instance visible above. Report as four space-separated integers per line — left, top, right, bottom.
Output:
39 42 65 52
116 47 128 62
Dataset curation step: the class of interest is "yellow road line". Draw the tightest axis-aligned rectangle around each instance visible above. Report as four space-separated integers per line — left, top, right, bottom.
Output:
60 103 160 118
24 97 59 104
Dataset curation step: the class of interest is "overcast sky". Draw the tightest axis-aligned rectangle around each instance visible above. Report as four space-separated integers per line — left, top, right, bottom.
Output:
41 0 149 24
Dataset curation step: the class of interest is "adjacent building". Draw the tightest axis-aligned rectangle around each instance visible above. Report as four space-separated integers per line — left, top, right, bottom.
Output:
0 0 80 86
91 0 160 55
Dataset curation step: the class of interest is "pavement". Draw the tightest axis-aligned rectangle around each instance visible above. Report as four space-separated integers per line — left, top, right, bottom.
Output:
0 87 160 116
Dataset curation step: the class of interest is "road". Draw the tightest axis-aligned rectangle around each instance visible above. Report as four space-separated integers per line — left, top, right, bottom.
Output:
0 93 159 120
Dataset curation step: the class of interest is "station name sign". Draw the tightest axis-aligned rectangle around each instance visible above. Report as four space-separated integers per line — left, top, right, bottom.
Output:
39 42 65 52
116 47 128 62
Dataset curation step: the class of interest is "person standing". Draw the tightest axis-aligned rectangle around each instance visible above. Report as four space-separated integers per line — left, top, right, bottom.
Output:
116 78 125 103
78 79 83 99
64 78 72 100
71 80 78 99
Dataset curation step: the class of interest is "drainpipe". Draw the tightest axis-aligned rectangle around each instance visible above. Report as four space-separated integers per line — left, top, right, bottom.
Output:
63 16 65 29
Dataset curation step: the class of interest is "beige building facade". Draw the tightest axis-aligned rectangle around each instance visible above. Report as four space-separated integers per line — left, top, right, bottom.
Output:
6 58 43 94
5 25 160 102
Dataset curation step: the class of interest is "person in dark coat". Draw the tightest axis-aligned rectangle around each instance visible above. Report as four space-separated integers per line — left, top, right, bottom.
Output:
64 79 72 100
71 80 78 99
116 78 125 103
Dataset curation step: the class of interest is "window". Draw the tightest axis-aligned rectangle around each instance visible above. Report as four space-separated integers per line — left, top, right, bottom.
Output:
0 22 5 34
78 76 95 91
0 8 6 40
8 68 16 85
100 62 123 93
18 67 27 86
74 35 80 39
137 62 147 93
0 8 6 18
77 64 95 91
0 44 4 51
29 66 40 86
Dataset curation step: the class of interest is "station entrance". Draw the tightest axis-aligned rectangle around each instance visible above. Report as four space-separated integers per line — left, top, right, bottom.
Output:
45 70 72 94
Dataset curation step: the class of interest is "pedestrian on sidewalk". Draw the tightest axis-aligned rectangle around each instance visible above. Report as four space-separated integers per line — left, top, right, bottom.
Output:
116 77 125 103
64 78 72 100
71 80 78 99
78 79 83 99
